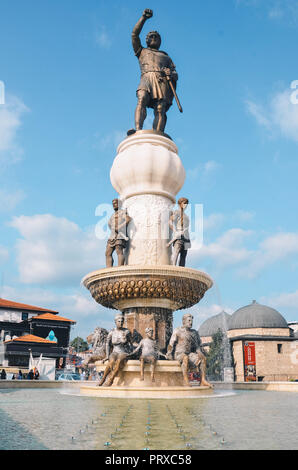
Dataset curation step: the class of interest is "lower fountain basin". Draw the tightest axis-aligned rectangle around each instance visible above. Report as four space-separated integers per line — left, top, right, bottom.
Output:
79 360 213 399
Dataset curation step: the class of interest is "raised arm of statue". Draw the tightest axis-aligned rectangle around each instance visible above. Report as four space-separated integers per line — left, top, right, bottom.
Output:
132 9 153 56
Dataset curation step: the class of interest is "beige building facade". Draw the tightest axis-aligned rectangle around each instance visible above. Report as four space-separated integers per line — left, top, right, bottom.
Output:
199 301 298 382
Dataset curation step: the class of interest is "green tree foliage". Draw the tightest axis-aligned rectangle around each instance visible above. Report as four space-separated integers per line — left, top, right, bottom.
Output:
206 329 224 381
70 336 88 352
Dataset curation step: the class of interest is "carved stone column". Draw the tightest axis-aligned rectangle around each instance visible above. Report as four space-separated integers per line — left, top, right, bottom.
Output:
110 130 185 266
123 306 173 351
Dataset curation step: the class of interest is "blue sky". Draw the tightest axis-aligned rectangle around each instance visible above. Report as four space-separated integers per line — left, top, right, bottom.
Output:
0 0 298 338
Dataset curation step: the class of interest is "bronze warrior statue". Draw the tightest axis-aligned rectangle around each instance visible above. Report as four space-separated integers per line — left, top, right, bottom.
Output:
167 197 191 267
166 313 212 387
105 199 131 268
98 314 133 387
131 9 180 133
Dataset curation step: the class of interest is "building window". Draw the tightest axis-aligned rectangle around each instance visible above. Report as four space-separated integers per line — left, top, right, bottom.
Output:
21 312 29 321
277 344 283 354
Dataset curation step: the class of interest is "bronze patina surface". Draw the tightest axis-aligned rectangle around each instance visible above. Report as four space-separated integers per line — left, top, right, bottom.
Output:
132 9 181 133
83 266 213 311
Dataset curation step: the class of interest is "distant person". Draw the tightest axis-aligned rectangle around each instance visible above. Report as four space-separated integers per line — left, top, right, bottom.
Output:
27 369 34 380
34 369 40 380
17 370 23 380
11 374 16 380
1 369 6 380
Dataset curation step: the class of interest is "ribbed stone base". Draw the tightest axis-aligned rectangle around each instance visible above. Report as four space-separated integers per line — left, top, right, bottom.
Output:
80 385 213 399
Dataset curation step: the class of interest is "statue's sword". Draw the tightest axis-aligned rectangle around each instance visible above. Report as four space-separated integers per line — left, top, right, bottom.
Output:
165 75 183 113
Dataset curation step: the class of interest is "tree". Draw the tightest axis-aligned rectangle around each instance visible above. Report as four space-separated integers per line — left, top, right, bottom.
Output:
70 336 88 353
206 329 224 381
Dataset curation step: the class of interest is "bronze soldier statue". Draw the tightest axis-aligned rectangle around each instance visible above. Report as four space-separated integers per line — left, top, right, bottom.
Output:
98 314 133 387
166 313 212 387
105 199 131 268
167 197 191 267
131 9 179 133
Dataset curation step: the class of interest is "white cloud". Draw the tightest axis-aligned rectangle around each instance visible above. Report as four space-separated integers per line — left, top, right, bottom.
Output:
0 245 9 264
95 26 112 49
203 213 225 231
236 0 298 24
203 160 221 174
0 94 28 167
9 214 105 286
197 303 234 325
193 222 298 279
187 160 221 181
234 210 255 222
0 189 25 212
94 130 126 150
261 289 298 310
239 232 298 278
246 87 298 143
271 89 298 141
203 210 255 233
245 100 272 130
197 228 254 269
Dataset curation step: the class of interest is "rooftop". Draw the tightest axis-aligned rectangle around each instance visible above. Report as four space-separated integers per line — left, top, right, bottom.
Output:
228 300 288 330
30 312 76 324
4 334 57 344
0 298 58 314
199 311 231 337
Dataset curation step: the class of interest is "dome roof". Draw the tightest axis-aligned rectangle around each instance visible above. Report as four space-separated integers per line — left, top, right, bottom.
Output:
199 311 231 337
228 300 288 330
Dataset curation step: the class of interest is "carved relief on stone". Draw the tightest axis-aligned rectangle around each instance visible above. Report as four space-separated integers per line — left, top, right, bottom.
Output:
89 274 209 311
123 194 173 265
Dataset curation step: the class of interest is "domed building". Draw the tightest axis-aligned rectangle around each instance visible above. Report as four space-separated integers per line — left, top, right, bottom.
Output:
199 311 231 347
199 300 298 383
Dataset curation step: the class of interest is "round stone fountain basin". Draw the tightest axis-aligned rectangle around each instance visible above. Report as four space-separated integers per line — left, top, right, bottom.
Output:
80 360 213 399
82 265 213 311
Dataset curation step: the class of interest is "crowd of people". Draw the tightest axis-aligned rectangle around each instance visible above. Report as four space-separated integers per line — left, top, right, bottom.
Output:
1 368 40 380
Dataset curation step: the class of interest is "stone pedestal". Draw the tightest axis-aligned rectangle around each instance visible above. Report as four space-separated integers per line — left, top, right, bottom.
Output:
110 131 185 266
124 307 173 351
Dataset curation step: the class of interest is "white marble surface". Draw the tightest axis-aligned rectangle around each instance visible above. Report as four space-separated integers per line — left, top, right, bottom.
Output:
110 132 186 266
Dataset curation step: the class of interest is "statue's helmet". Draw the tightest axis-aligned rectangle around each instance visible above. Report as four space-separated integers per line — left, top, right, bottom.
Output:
146 31 161 49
